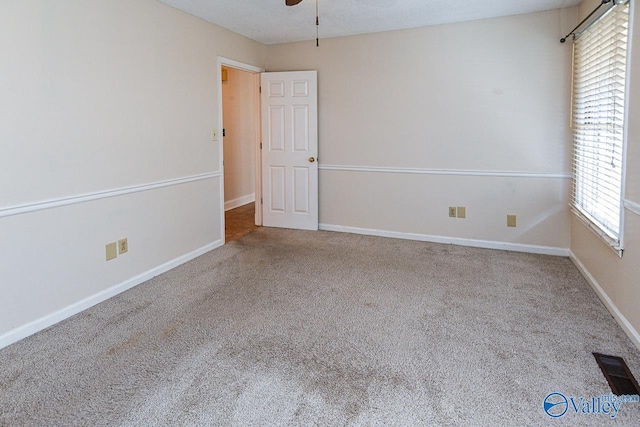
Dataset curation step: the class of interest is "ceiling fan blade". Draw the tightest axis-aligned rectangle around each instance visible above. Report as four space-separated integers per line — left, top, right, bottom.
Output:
286 0 303 6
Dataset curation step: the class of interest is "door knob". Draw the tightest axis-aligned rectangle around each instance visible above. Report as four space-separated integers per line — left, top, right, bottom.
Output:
308 157 316 163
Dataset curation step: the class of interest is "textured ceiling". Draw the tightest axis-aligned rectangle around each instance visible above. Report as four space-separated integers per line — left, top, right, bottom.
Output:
157 0 581 45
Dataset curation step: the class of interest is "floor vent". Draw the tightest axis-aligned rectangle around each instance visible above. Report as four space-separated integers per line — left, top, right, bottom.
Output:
593 353 640 396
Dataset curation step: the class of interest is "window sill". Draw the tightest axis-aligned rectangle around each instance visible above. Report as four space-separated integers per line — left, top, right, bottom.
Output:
572 207 624 258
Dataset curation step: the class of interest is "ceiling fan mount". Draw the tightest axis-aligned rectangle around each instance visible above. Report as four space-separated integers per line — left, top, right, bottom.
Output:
286 0 320 47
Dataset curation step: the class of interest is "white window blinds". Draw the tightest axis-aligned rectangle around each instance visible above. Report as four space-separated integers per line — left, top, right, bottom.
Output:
572 1 629 251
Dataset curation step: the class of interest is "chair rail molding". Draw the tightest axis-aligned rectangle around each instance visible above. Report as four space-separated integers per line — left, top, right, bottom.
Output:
318 164 571 179
0 172 222 219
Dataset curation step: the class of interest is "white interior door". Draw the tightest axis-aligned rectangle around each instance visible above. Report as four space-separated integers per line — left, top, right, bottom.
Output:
261 71 318 230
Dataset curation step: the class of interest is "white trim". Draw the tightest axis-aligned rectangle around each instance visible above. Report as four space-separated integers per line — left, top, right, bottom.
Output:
224 194 256 211
218 58 226 244
318 165 571 179
253 72 263 227
217 57 264 74
0 239 224 350
0 172 221 219
624 199 640 216
618 0 634 259
569 251 640 351
319 224 569 257
571 206 623 258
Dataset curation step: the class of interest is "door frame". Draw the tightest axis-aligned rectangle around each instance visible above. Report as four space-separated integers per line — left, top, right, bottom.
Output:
217 57 264 243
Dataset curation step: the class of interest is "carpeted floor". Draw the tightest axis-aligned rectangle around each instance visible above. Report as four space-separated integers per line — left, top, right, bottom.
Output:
1 228 640 426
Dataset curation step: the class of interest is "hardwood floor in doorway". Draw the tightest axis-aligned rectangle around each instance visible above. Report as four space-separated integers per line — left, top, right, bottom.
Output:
225 202 259 242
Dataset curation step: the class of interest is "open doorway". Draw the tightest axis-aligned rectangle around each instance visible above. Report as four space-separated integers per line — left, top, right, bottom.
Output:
219 60 262 243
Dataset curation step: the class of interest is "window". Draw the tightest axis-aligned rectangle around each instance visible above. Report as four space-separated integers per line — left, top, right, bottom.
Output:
571 0 630 255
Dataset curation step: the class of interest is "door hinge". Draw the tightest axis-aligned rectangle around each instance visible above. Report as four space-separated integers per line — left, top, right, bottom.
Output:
259 86 262 94
261 197 263 205
260 142 262 149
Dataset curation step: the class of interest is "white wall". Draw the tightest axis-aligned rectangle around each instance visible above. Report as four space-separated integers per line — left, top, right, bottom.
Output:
570 0 640 349
222 67 257 210
0 0 265 346
266 8 577 253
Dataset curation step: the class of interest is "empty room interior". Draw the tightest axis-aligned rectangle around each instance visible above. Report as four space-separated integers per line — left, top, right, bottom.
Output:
2 0 640 424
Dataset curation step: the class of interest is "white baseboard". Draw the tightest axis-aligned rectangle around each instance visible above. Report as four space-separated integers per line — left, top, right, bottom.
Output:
319 224 570 257
224 194 255 211
0 239 224 350
569 251 640 351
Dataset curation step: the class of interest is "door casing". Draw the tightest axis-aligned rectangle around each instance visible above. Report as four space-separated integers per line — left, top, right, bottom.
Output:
217 57 264 242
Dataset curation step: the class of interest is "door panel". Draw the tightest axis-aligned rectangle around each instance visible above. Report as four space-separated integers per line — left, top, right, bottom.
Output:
293 106 309 152
261 71 318 230
269 166 286 212
293 167 310 213
268 105 285 152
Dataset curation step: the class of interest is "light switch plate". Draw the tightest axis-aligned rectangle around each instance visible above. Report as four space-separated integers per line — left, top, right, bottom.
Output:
449 207 457 218
106 242 117 261
211 129 218 141
507 215 517 227
457 207 466 219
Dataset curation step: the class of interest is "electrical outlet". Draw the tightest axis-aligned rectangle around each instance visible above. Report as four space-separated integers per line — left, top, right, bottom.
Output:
118 238 128 254
507 215 517 227
449 207 457 218
106 242 117 261
457 207 466 219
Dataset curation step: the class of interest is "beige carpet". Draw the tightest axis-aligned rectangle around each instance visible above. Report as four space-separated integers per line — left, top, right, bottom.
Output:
1 228 639 426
